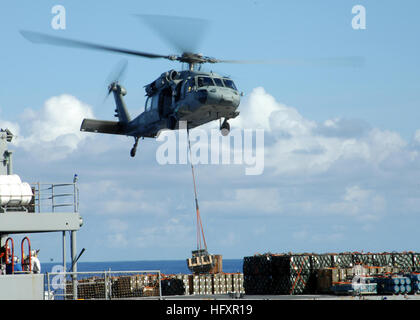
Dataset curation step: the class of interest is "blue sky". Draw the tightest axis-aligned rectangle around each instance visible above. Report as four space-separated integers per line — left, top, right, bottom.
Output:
1 0 420 263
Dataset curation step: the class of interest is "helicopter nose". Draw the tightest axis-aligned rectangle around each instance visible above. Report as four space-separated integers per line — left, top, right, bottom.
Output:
205 89 240 108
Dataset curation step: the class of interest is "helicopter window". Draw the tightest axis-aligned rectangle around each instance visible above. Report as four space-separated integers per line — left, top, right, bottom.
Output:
145 97 152 111
222 79 237 90
151 95 159 110
213 78 224 87
185 78 195 93
174 82 182 102
197 77 214 87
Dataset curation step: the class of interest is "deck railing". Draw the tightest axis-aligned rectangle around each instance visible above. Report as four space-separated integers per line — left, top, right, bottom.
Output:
30 182 79 213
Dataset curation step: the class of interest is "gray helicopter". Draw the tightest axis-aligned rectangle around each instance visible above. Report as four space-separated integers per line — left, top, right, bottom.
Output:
95 57 241 157
20 23 242 157
20 15 364 157
83 55 241 157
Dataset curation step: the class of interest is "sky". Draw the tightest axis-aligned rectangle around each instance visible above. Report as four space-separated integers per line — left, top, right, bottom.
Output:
1 0 420 263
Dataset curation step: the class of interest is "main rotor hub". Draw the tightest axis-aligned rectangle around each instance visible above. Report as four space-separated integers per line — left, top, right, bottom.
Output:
175 53 218 70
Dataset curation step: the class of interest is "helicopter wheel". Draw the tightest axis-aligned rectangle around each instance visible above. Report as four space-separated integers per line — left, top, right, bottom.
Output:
130 148 136 157
168 115 177 130
130 137 139 157
220 120 230 136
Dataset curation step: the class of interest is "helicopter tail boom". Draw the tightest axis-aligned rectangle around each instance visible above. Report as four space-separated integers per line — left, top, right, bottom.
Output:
108 83 131 123
80 119 127 135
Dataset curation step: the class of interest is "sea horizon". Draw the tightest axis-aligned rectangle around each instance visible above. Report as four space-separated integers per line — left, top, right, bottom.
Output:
40 258 244 275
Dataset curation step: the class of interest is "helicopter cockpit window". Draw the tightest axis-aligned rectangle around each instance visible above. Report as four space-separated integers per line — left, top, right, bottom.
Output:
222 79 237 90
213 78 224 87
197 77 214 87
185 78 195 94
145 97 152 111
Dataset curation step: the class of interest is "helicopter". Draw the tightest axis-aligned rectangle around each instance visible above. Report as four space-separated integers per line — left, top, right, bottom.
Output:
20 16 245 157
20 15 364 157
87 57 240 158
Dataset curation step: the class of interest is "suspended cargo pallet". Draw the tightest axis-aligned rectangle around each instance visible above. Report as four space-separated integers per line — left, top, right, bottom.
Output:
187 249 215 274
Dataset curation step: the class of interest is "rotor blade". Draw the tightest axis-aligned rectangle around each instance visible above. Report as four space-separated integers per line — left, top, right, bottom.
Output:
106 59 128 85
135 14 210 54
20 30 172 60
103 59 128 103
216 56 365 68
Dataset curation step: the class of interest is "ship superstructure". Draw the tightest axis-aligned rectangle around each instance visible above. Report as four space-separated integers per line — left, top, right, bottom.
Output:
0 129 83 299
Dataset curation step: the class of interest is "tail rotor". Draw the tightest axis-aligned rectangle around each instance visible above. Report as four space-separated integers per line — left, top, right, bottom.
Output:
103 59 128 103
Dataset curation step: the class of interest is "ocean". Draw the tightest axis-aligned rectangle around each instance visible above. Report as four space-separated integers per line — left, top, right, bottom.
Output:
41 259 243 275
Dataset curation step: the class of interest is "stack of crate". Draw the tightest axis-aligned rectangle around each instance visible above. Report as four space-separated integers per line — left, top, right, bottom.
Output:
141 274 160 297
187 272 244 295
244 251 420 295
180 274 191 296
233 273 245 294
411 274 420 293
414 254 420 272
213 273 224 294
191 275 200 295
161 277 185 296
196 274 210 295
111 276 136 298
225 273 233 293
374 275 413 295
204 274 213 294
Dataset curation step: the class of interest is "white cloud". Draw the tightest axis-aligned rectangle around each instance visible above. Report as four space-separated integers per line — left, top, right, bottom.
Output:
0 120 21 141
235 87 415 176
292 226 344 243
201 188 282 215
106 232 129 248
231 87 316 136
16 94 95 160
133 217 193 249
326 185 386 222
80 179 169 216
414 129 420 145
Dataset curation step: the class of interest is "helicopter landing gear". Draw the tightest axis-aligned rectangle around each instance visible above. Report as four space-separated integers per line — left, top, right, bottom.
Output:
130 137 139 157
220 119 230 136
167 115 178 130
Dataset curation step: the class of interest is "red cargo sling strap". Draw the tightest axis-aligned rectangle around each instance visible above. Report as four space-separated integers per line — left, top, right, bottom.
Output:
187 128 208 252
21 236 31 273
5 237 14 274
289 256 309 295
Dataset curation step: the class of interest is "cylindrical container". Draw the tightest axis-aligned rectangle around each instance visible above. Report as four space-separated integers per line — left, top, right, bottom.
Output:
0 185 11 205
8 184 22 205
0 175 33 207
399 285 406 294
20 183 33 206
386 285 399 294
0 175 21 185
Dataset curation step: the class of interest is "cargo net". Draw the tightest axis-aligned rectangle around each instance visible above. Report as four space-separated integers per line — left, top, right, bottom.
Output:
46 271 161 300
243 252 420 295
